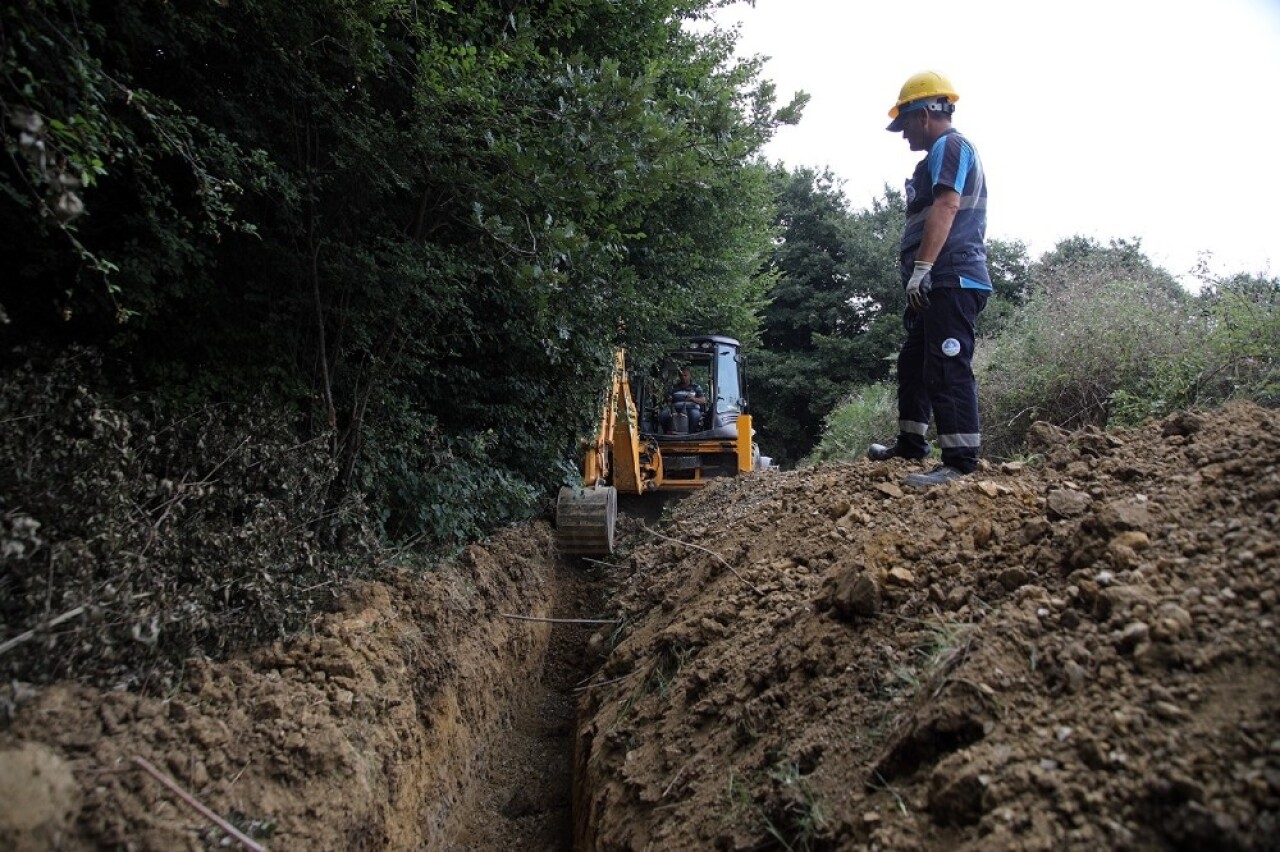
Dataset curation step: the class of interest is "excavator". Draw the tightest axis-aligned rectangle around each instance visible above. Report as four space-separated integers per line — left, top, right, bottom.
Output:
555 335 768 555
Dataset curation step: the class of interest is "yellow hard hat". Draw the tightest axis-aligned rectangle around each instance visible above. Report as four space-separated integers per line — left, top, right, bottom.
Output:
887 70 960 120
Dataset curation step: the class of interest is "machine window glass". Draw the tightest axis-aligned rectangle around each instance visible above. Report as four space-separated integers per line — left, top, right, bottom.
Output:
715 347 741 414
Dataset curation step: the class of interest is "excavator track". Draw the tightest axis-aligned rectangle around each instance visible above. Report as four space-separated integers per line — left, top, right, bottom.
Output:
555 485 617 556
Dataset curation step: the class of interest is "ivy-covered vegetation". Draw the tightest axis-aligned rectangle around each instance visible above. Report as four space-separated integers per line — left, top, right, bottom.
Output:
1 0 805 684
1 0 802 531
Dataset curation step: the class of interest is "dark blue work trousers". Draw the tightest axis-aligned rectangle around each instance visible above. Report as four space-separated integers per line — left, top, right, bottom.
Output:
895 287 988 473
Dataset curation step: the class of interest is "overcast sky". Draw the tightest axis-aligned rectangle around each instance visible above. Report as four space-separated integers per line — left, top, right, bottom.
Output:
711 0 1280 286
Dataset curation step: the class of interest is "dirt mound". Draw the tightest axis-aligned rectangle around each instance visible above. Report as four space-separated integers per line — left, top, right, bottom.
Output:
0 525 567 851
575 402 1280 850
1 402 1277 851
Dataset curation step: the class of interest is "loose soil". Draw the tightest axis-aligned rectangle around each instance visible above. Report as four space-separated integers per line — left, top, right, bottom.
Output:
2 402 1278 851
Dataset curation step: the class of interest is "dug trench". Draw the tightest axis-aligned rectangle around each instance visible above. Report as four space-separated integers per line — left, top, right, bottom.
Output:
3 402 1279 850
0 524 611 851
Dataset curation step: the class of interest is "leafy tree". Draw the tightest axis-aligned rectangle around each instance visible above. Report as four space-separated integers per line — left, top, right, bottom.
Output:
980 238 1032 338
1034 235 1185 301
751 170 901 463
1 0 804 544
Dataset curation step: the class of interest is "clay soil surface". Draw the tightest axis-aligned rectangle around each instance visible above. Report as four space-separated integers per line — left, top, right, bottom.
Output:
2 402 1278 851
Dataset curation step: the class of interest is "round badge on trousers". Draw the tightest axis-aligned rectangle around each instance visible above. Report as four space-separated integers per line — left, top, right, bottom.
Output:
941 338 961 357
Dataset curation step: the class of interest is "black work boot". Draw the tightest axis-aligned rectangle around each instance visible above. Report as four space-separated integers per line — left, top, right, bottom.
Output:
866 439 931 462
904 464 965 488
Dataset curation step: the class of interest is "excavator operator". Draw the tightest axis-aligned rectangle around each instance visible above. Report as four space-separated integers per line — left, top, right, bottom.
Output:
663 367 707 433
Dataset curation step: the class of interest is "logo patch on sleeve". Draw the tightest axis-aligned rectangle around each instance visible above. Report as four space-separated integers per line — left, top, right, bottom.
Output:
941 338 961 357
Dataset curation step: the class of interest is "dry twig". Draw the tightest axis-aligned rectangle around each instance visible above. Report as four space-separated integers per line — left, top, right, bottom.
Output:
581 556 627 570
642 525 765 597
0 606 86 657
573 670 639 693
132 756 264 852
500 613 617 625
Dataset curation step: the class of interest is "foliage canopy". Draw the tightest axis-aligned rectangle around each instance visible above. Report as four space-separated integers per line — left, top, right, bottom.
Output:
1 0 804 542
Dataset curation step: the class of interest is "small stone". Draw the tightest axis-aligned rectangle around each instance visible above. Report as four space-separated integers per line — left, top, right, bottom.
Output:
973 520 995 547
1113 622 1150 654
945 585 972 611
189 760 210 789
1056 726 1074 742
331 688 355 715
1152 701 1186 721
1151 603 1193 641
998 567 1030 591
876 482 906 499
1077 738 1108 769
1047 489 1092 519
823 571 880 621
886 566 916 587
1112 531 1151 551
1063 660 1087 693
977 481 1000 498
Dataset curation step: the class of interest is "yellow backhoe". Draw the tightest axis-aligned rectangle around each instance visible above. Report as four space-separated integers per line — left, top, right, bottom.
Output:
555 335 767 555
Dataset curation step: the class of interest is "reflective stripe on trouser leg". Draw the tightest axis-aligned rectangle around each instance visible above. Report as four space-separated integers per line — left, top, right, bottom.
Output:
921 288 987 473
895 311 932 456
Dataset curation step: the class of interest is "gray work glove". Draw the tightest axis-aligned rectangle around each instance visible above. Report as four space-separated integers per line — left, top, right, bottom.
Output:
906 260 933 311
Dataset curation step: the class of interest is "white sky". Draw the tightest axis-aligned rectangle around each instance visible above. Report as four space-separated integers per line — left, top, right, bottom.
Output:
712 0 1280 287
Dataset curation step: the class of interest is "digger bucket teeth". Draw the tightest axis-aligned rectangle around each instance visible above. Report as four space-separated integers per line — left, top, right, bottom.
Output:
555 485 618 556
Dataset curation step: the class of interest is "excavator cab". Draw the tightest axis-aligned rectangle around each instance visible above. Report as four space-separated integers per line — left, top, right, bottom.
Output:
641 335 749 441
556 335 766 555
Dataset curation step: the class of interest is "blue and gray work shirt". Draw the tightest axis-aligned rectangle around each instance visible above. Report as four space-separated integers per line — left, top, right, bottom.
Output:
901 128 991 291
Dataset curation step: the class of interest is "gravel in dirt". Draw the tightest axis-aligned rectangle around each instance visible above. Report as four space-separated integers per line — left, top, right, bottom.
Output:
575 402 1280 851
1 402 1277 851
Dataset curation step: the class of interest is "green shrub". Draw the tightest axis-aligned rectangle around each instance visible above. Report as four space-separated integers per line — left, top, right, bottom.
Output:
0 347 377 690
978 264 1195 457
806 382 897 464
1197 275 1279 405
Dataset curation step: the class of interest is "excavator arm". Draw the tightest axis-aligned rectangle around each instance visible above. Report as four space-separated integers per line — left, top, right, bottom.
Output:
556 349 650 555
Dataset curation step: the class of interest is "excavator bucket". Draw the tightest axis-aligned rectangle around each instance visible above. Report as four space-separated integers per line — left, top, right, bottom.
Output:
555 484 617 556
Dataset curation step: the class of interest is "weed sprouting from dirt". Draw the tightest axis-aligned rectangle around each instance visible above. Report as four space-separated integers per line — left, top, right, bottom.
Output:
761 761 830 852
650 645 694 697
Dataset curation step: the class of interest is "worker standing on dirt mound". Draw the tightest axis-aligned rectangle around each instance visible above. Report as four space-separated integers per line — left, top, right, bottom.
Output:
868 70 992 488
